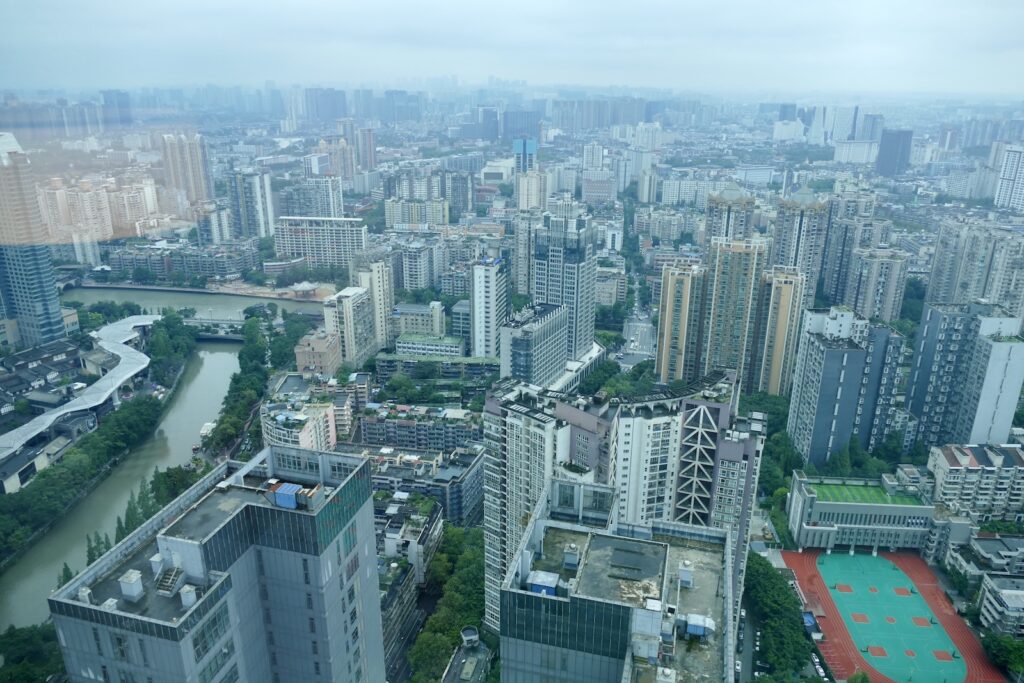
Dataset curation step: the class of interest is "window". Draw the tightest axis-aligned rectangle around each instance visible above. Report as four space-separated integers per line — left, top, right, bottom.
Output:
303 558 311 585
92 627 104 656
306 592 314 610
312 640 319 655
192 604 230 662
309 617 317 633
137 639 149 667
198 638 235 683
111 633 130 662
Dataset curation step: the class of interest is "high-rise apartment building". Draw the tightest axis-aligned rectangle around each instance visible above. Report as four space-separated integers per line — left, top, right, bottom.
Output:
582 142 604 170
0 134 64 347
875 129 913 177
194 200 233 246
655 261 707 385
324 287 378 369
229 169 275 238
471 258 509 358
351 254 394 349
908 302 1024 447
514 170 545 210
705 186 755 241
512 212 539 296
100 90 132 129
499 304 568 387
357 128 376 170
787 307 904 465
748 267 805 395
274 217 367 268
842 247 909 322
280 176 345 218
303 87 347 122
49 447 385 683
820 215 891 304
927 219 1024 318
532 214 597 360
771 186 828 308
994 145 1024 211
160 133 212 206
702 237 770 384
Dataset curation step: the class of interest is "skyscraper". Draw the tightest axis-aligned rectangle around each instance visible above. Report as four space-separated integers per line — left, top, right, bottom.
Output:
351 253 394 350
532 213 598 360
771 186 829 308
705 185 755 241
303 87 347 122
820 215 891 304
907 302 1024 447
748 267 805 396
994 145 1024 211
842 247 909 322
160 133 213 206
471 258 509 358
702 237 770 382
655 261 707 385
512 137 537 174
229 169 275 238
499 304 568 386
357 128 376 170
514 170 545 210
324 287 378 368
0 133 64 347
787 307 904 465
280 176 345 218
927 219 1024 318
274 217 367 268
582 141 604 170
99 89 132 129
875 129 913 177
49 447 385 683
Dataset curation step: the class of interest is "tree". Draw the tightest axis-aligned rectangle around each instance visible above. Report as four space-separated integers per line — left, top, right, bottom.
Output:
13 399 32 416
744 552 812 674
408 631 453 682
85 534 96 565
57 563 74 588
847 673 871 683
131 267 156 284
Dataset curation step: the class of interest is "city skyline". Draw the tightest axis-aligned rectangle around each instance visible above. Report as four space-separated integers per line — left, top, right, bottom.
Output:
1 1 1022 97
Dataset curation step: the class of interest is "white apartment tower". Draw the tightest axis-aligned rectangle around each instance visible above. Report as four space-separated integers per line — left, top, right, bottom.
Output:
471 258 509 358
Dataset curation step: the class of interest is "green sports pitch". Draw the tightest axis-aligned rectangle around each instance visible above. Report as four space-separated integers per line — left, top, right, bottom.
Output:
810 483 925 506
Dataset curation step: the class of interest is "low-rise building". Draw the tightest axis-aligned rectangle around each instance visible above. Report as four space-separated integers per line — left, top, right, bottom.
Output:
360 404 482 453
294 330 342 378
394 333 465 358
927 444 1024 520
374 354 499 384
979 573 1024 638
108 240 260 280
390 302 444 343
946 533 1024 588
786 470 973 560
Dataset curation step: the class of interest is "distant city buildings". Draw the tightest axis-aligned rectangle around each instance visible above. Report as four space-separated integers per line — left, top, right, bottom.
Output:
274 217 367 268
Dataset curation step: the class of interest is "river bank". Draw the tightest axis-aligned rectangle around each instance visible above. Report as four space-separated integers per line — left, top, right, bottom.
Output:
63 286 324 319
0 342 240 628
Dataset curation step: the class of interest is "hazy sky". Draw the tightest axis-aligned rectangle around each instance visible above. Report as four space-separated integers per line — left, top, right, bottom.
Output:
2 0 1021 96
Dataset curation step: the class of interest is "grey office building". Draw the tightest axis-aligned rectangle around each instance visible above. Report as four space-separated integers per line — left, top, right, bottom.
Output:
49 447 385 683
532 213 598 360
875 129 913 177
787 307 903 466
499 303 568 387
0 134 65 347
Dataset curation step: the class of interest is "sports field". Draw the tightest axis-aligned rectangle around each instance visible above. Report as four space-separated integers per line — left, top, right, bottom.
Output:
784 551 1005 683
810 483 924 506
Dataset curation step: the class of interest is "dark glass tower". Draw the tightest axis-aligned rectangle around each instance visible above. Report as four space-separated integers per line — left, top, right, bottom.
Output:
0 134 65 347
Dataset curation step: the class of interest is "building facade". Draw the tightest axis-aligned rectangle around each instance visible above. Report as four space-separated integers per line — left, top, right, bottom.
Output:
275 217 368 269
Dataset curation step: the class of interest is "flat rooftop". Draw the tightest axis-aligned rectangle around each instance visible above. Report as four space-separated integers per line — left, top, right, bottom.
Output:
577 534 666 607
164 474 326 542
811 482 925 506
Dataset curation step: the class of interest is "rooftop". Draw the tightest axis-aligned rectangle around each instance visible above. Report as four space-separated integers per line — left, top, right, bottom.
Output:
576 534 665 607
810 482 925 506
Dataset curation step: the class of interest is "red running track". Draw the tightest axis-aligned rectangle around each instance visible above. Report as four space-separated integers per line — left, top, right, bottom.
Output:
783 550 895 683
784 550 1006 683
883 552 1005 683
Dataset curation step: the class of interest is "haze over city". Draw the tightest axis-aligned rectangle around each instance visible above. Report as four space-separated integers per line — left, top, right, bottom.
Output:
2 0 1023 95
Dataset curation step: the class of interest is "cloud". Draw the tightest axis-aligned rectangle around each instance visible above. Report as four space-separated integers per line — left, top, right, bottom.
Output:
1 0 1021 96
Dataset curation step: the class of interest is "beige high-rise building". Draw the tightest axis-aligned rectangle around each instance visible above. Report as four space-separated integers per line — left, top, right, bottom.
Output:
159 133 212 206
323 287 378 369
771 186 829 308
655 262 707 384
843 247 909 322
702 237 770 382
749 267 805 395
351 256 394 349
705 185 755 242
